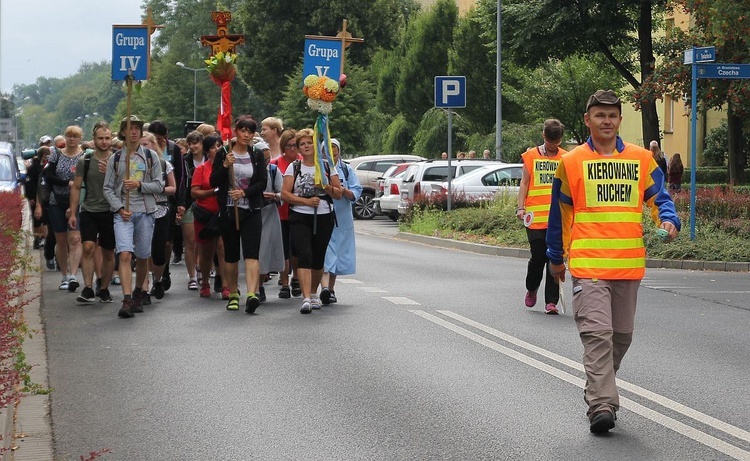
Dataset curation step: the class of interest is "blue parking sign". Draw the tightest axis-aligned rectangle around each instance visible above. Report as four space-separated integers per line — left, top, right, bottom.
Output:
112 25 150 81
435 76 466 108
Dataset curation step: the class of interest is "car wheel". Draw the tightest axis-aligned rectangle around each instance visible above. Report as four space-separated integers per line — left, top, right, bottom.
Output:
353 192 376 220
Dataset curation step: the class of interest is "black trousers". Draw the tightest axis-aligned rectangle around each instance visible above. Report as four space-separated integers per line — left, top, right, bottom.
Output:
525 228 559 305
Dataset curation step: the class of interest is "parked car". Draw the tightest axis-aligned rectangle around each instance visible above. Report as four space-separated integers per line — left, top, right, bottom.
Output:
345 154 424 219
429 163 523 200
397 159 498 215
373 163 416 221
0 142 22 194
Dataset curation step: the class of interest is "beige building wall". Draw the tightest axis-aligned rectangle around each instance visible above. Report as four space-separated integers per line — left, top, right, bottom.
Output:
417 0 476 15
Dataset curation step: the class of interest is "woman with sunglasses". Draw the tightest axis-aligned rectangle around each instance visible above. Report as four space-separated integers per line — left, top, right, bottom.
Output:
270 129 299 298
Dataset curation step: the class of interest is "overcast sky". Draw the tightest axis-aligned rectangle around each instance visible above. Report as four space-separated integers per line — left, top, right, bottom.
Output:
0 0 146 94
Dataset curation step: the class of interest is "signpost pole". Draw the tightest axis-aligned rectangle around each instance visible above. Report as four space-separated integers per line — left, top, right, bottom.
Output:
447 109 453 212
690 49 698 240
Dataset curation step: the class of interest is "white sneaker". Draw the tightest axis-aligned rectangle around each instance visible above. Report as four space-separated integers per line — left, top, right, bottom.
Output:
300 299 312 314
310 296 322 310
59 277 69 290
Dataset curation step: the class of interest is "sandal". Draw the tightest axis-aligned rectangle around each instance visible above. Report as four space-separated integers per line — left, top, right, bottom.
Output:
188 280 198 290
226 295 240 311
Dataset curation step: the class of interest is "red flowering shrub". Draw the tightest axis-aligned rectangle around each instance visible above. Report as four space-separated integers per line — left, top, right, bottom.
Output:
0 192 30 451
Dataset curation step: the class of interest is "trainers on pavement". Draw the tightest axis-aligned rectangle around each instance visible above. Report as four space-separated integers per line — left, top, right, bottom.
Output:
188 279 198 290
226 294 240 311
76 287 96 304
118 298 134 318
329 291 337 303
524 290 537 308
258 286 266 302
291 278 301 297
59 277 69 291
67 276 80 292
111 275 121 285
221 287 230 300
96 288 113 303
245 294 260 314
200 283 211 297
590 409 615 434
320 287 331 305
300 299 312 314
46 259 56 270
278 286 291 299
132 289 144 313
310 296 321 310
545 303 559 315
151 281 165 300
141 291 151 306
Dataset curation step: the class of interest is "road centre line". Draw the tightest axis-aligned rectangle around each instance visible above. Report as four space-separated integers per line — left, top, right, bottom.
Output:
411 310 750 461
384 297 420 305
438 310 750 447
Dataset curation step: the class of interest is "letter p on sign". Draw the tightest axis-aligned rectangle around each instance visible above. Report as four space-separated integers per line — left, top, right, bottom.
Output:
435 76 466 109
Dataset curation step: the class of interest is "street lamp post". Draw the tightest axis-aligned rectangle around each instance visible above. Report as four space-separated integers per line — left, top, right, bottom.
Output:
176 62 207 121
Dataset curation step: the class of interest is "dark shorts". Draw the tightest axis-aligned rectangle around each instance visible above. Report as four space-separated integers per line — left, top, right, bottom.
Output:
48 198 79 234
79 210 116 250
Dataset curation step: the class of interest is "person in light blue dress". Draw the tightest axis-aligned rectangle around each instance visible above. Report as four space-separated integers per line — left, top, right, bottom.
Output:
320 139 362 305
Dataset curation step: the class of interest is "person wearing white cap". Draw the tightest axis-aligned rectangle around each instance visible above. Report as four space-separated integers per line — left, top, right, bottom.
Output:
319 138 362 305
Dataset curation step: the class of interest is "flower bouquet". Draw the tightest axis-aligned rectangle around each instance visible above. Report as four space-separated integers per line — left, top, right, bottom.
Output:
205 51 237 85
303 74 340 115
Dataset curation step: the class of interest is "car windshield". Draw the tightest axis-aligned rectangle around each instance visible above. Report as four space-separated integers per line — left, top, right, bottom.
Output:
0 157 13 181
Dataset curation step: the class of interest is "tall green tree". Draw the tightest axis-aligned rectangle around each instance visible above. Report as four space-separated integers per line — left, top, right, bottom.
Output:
395 0 457 126
233 0 416 109
639 0 750 184
506 54 624 144
500 0 667 146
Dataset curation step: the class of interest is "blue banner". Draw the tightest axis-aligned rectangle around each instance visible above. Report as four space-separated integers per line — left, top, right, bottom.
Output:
112 26 150 81
302 38 343 83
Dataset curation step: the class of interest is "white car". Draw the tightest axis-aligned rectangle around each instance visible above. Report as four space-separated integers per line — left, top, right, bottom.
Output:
429 163 523 200
375 166 413 221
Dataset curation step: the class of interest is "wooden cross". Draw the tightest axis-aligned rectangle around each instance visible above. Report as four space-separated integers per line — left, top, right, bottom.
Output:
142 8 163 37
200 11 245 56
306 19 364 75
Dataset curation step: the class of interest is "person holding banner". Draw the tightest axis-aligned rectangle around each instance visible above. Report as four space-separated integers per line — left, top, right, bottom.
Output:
210 115 267 313
281 128 342 314
546 90 680 434
103 116 164 319
516 119 566 315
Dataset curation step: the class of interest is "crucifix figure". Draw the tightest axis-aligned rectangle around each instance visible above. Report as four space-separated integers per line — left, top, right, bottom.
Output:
201 11 245 55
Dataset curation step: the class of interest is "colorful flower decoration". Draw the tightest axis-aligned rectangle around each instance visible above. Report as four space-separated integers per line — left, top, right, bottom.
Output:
303 74 340 114
205 51 238 83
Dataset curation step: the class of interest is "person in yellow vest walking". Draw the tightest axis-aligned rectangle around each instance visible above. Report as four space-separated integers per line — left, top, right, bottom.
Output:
546 90 680 434
517 119 566 314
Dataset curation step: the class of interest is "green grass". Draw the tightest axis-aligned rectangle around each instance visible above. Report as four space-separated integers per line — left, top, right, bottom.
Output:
400 191 750 263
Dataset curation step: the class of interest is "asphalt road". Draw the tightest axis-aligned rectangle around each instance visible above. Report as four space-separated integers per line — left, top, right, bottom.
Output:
42 217 750 460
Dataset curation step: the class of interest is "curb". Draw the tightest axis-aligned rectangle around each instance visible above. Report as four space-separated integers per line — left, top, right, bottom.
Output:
396 232 750 272
1 204 54 461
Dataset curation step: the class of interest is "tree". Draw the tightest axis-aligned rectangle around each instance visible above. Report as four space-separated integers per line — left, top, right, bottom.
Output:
639 0 750 184
233 0 417 108
500 0 668 146
506 54 624 144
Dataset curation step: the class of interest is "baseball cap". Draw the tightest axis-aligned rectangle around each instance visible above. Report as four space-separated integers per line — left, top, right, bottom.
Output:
38 135 52 145
585 90 621 112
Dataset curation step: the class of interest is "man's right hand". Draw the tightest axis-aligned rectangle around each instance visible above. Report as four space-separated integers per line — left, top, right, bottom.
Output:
550 262 566 283
119 208 132 222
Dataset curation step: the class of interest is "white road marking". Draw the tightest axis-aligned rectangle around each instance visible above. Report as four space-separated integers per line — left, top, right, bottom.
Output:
384 297 420 305
357 287 389 293
336 279 364 284
439 310 750 446
411 310 750 461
